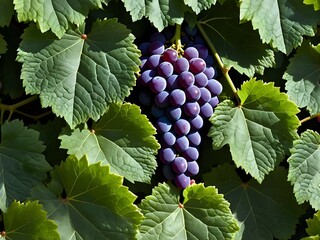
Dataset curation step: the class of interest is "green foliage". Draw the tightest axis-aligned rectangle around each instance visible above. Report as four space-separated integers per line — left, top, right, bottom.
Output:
302 211 320 239
17 19 140 128
0 0 13 27
304 0 320 10
288 130 320 210
204 164 304 240
31 155 143 239
0 35 6 54
240 0 319 54
2 200 59 239
139 183 239 239
284 41 320 115
60 103 159 183
208 79 300 183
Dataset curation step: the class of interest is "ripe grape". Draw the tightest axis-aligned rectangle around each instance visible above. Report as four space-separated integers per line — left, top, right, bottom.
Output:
186 161 199 176
184 47 199 60
189 58 206 74
155 116 172 133
147 54 162 69
174 119 191 136
189 115 203 130
149 41 165 55
175 174 191 189
159 148 176 164
162 48 178 63
161 132 176 147
158 61 174 78
200 102 214 119
183 102 200 117
175 136 189 152
155 91 170 108
185 85 201 101
169 89 186 107
178 71 195 88
181 147 199 161
187 131 201 147
167 107 182 121
194 72 208 87
206 79 223 96
174 58 189 73
172 157 188 174
149 76 167 93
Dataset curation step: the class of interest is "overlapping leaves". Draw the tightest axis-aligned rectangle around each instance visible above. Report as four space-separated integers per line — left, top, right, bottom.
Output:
0 120 51 211
284 41 320 115
288 130 320 210
2 200 59 239
139 183 239 239
13 0 107 38
204 164 304 240
209 79 300 183
240 0 319 54
198 1 275 77
17 19 140 128
31 155 143 239
60 103 159 183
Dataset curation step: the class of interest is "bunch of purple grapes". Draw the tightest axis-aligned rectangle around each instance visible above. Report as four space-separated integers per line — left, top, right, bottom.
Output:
137 29 223 189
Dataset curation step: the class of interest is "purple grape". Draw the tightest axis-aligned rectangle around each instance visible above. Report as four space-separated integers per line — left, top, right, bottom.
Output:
139 69 156 86
174 119 191 136
139 91 152 106
194 44 208 59
140 57 148 70
149 76 167 93
158 61 174 78
162 49 178 63
166 74 179 90
159 148 176 164
167 107 182 121
155 116 172 133
181 147 199 161
203 67 215 79
139 42 151 56
206 79 223 96
151 104 165 118
175 136 189 152
163 164 175 180
149 41 165 55
147 54 162 69
199 87 211 105
172 156 188 174
161 132 176 147
189 115 203 130
189 58 206 74
186 161 199 176
155 91 170 108
175 174 190 189
194 72 208 87
178 71 195 89
174 58 189 73
209 96 219 108
183 102 200 117
150 32 166 43
200 102 213 118
169 89 186 107
185 85 201 101
187 131 201 146
184 47 199 60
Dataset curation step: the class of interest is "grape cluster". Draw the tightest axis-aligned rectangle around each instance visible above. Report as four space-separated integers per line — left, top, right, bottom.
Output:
137 29 222 189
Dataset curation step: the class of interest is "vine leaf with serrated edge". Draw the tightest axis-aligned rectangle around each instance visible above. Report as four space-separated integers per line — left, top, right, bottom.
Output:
303 0 320 10
31 155 144 240
0 0 13 27
208 79 300 183
198 1 275 77
17 19 141 128
184 0 217 14
283 41 320 115
239 0 319 54
288 130 320 210
0 120 51 212
301 211 320 239
203 164 304 240
138 182 239 240
59 102 159 183
13 0 108 38
2 200 59 239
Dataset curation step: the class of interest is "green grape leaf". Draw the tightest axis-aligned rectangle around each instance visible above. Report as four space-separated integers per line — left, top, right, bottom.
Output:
204 164 304 240
0 120 51 211
239 0 319 54
31 155 143 239
288 130 320 210
304 0 320 10
184 0 216 14
198 1 275 77
122 0 188 31
139 183 239 240
13 0 106 38
17 19 140 128
283 41 320 115
303 211 320 239
0 34 7 54
3 200 59 240
0 0 13 27
208 79 300 183
60 103 159 183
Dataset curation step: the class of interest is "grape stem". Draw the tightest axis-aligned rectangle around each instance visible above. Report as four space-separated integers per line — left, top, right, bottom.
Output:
196 22 240 104
171 24 184 55
300 112 320 124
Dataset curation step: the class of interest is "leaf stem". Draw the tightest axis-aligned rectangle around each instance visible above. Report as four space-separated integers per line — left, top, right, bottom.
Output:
196 22 240 104
300 113 320 124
